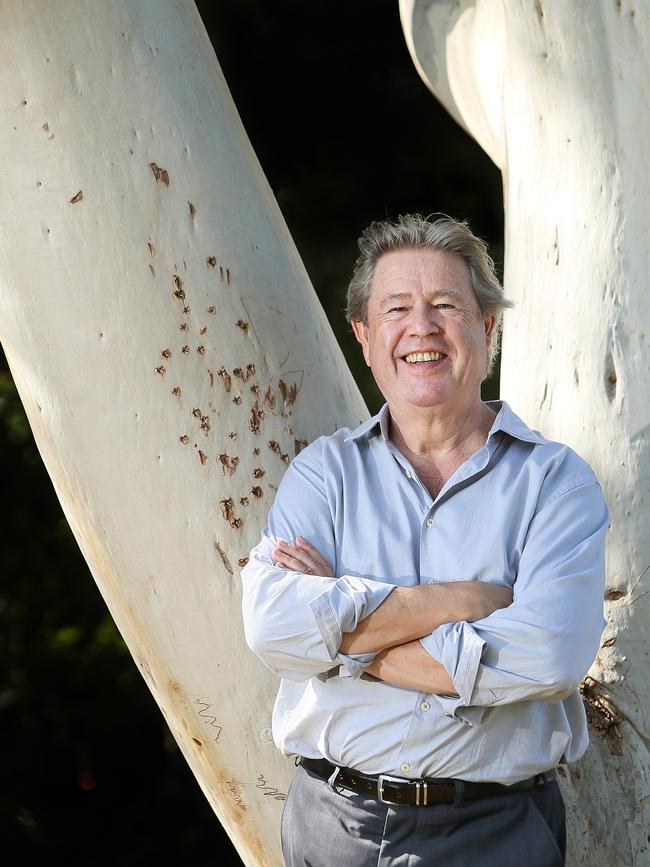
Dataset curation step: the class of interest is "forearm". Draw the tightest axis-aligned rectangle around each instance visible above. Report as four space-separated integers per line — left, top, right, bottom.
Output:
366 640 458 695
339 581 510 654
242 536 394 679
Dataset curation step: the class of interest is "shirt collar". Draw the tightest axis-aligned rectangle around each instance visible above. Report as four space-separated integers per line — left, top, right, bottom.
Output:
345 400 547 446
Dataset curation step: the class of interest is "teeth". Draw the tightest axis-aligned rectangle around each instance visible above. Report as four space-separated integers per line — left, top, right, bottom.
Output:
404 352 443 363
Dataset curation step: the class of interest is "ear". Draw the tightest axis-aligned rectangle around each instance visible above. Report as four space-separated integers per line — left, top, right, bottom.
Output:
351 319 371 367
484 313 496 348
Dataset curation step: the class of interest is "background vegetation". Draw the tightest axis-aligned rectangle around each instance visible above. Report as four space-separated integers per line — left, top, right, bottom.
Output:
1 2 502 864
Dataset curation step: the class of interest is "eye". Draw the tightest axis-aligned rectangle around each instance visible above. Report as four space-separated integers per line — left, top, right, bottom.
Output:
434 303 453 310
386 306 406 313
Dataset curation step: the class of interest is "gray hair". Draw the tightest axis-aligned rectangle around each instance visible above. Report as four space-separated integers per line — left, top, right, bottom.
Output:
346 213 513 376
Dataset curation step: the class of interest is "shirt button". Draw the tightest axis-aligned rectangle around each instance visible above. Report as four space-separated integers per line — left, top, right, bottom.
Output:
400 762 411 774
406 469 413 479
420 701 431 712
426 517 435 528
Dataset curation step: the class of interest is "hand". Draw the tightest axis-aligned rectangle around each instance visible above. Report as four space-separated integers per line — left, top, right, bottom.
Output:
272 537 335 577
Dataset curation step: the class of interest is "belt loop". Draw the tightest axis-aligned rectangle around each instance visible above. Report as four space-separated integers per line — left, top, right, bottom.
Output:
453 779 465 807
327 765 342 793
295 756 302 767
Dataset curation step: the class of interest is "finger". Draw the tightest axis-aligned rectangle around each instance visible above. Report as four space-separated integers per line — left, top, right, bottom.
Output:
295 537 333 573
272 550 315 573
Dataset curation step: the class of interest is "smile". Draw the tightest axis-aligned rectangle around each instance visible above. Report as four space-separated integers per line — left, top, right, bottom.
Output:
402 351 445 363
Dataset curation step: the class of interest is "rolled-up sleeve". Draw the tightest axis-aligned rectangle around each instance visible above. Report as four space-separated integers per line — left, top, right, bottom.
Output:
241 440 395 681
421 480 608 723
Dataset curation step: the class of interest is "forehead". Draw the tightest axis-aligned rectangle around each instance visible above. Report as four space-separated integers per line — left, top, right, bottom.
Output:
370 247 474 303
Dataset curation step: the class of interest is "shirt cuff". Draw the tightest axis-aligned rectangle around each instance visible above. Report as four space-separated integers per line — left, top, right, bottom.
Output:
308 577 395 663
420 621 486 726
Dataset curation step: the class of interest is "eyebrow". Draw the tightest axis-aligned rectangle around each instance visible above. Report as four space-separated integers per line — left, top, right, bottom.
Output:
379 288 462 305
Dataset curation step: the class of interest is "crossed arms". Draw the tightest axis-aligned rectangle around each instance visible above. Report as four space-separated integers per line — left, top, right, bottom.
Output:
241 446 608 717
272 535 511 696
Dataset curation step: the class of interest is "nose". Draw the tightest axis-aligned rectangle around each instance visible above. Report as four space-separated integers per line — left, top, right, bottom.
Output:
408 302 442 337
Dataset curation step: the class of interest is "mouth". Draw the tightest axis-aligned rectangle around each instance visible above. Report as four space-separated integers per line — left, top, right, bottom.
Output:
400 350 447 365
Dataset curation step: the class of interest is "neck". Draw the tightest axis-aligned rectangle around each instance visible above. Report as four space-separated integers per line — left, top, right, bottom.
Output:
388 399 496 460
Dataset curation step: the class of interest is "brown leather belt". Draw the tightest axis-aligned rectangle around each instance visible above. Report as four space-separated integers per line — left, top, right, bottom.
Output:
299 757 555 807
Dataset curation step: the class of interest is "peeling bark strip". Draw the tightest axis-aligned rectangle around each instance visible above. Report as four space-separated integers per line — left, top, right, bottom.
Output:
69 190 83 204
149 161 170 185
580 677 623 755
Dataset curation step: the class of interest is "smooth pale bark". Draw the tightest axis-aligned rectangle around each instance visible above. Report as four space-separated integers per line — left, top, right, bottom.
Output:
400 1 650 864
0 3 367 865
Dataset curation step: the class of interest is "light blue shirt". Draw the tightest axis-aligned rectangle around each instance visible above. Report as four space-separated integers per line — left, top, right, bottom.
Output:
241 401 608 784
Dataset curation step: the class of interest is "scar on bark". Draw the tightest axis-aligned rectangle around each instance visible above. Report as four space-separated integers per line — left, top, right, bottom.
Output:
219 454 240 476
219 497 243 529
580 676 623 755
69 190 83 204
214 541 233 575
249 404 264 435
268 440 289 464
218 367 232 393
279 378 299 406
188 201 196 219
173 274 185 300
149 161 170 185
207 256 217 268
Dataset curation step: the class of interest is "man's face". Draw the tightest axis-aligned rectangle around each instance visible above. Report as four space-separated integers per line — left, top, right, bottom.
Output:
351 248 495 414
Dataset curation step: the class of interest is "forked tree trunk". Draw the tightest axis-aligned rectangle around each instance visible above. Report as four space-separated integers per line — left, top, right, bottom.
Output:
0 3 367 865
400 1 650 864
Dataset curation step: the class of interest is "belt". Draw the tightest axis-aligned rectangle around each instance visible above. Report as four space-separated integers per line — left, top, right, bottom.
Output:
299 757 555 807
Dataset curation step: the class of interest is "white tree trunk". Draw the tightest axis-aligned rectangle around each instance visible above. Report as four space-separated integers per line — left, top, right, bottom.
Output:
400 1 650 864
0 3 367 865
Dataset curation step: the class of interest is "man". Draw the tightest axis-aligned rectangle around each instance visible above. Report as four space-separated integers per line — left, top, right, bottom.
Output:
241 214 608 866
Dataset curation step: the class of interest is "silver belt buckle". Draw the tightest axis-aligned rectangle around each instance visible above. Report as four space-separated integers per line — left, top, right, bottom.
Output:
377 773 405 804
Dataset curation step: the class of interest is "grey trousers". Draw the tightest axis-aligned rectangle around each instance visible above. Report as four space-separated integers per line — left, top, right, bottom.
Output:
281 764 566 867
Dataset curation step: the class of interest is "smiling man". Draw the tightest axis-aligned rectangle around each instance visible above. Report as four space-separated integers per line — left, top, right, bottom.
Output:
241 214 609 867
